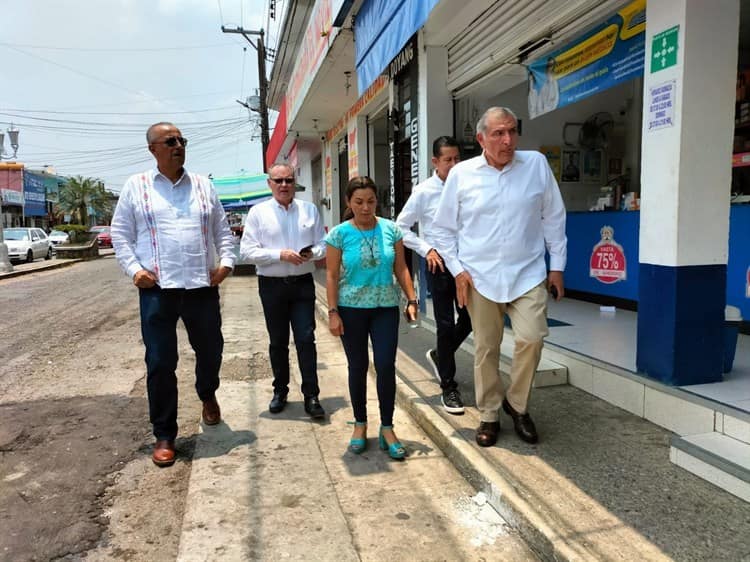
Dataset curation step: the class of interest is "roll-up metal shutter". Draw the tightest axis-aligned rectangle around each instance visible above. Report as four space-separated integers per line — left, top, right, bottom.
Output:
447 0 627 97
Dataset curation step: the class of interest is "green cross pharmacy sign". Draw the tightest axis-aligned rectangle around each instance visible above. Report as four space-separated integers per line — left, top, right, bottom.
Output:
651 25 679 73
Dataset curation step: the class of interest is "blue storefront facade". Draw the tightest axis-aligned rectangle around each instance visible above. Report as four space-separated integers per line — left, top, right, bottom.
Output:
23 171 48 227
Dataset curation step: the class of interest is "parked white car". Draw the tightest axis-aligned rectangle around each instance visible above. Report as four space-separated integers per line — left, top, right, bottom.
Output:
3 227 52 263
48 229 70 250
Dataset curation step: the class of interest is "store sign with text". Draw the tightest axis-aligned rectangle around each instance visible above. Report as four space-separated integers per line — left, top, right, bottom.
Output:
347 123 358 178
286 0 336 124
647 80 676 131
528 0 645 119
590 226 627 284
0 188 23 205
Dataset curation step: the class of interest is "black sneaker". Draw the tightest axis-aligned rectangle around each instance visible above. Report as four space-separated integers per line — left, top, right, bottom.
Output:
425 349 440 382
441 389 465 415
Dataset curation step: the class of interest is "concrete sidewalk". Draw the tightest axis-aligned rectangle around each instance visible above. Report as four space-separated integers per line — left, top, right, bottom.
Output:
311 274 750 562
177 276 536 561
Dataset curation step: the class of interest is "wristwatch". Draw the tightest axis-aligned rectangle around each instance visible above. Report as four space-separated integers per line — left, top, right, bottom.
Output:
328 308 339 315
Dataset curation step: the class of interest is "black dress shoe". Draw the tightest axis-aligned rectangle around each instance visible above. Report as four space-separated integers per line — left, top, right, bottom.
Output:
269 392 288 414
502 398 539 444
475 421 500 447
304 397 325 419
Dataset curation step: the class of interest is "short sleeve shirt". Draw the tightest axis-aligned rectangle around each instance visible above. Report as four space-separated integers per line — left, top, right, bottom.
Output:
325 218 403 308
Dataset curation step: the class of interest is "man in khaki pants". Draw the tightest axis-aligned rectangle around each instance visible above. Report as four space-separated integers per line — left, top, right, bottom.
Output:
432 107 567 446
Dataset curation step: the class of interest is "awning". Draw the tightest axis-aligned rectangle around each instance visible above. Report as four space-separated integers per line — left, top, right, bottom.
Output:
212 173 271 204
222 196 272 210
354 0 439 95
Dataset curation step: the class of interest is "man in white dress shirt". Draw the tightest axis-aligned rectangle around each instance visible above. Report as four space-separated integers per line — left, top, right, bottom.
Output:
240 163 326 419
111 122 235 467
396 136 471 415
432 107 567 447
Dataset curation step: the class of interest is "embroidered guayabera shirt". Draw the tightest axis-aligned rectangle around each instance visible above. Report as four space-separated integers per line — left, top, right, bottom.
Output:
432 151 567 303
111 169 235 289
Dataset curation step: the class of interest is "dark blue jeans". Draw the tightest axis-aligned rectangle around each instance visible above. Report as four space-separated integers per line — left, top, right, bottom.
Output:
258 274 319 398
139 285 223 441
425 268 472 390
338 306 399 426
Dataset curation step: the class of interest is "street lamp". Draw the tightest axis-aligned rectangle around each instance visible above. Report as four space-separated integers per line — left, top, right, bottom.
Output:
0 124 20 272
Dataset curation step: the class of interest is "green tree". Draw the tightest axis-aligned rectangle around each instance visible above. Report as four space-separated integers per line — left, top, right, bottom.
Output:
57 176 113 226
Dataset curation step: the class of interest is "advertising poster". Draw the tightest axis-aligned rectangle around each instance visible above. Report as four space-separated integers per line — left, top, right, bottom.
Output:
23 172 47 216
561 149 580 182
590 226 627 283
540 145 561 183
347 122 358 178
528 0 645 119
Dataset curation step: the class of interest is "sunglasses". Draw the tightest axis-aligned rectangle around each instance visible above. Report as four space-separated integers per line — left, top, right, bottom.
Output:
270 177 295 185
153 136 188 147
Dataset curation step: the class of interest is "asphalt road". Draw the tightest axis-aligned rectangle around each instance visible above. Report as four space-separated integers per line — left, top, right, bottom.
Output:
0 255 200 561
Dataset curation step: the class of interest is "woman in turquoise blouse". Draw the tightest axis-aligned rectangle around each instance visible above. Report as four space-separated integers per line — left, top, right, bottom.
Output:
325 176 418 459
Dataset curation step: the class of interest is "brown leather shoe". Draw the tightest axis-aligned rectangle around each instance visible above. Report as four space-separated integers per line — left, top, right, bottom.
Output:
475 421 500 447
202 396 221 425
502 398 538 444
152 439 176 467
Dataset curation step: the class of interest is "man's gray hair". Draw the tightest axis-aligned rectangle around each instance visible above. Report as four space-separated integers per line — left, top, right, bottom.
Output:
476 107 518 135
146 122 176 143
268 163 295 177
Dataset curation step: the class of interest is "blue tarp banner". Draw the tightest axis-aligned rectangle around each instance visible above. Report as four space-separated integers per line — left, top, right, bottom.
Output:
528 0 646 119
354 0 439 95
23 172 47 216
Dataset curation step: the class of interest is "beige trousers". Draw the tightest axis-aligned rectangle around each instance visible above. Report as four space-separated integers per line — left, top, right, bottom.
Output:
465 282 549 422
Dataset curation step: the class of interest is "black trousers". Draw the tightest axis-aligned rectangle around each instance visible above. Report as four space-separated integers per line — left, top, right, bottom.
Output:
139 285 223 441
258 274 320 398
425 268 472 390
338 306 399 426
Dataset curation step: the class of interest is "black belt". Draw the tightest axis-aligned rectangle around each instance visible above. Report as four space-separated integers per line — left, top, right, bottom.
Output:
259 273 312 284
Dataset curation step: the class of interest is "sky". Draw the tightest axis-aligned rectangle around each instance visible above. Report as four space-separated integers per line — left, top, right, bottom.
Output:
0 0 283 192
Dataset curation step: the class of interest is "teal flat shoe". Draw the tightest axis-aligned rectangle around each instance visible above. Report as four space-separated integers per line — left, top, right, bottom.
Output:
348 421 367 454
379 425 406 459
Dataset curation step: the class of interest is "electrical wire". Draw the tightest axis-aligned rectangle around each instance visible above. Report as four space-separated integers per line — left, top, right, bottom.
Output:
0 41 235 52
1 44 159 101
0 106 237 116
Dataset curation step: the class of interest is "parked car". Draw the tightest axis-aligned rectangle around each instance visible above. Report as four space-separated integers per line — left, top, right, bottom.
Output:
48 229 70 249
3 227 52 262
90 225 112 247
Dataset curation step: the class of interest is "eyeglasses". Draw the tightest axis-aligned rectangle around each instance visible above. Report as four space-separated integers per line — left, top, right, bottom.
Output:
269 177 295 185
153 136 188 147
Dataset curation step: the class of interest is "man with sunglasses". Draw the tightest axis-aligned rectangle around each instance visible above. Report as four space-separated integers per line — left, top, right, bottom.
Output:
111 122 236 467
240 163 326 419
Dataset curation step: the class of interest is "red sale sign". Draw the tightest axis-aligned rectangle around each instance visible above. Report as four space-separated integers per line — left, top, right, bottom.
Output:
590 226 627 284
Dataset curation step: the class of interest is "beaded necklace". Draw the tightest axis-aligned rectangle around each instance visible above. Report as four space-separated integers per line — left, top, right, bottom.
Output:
353 219 378 267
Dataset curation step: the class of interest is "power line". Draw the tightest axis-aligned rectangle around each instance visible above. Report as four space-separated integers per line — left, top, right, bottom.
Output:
0 112 246 128
1 44 160 101
0 41 236 52
0 106 238 116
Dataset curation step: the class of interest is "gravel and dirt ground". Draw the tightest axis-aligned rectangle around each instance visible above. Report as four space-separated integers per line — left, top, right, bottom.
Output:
0 256 207 561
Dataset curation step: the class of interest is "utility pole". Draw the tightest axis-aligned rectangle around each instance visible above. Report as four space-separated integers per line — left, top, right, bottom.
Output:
221 26 271 173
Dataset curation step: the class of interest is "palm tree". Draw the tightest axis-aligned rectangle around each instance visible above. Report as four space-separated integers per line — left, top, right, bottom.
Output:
57 176 113 226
